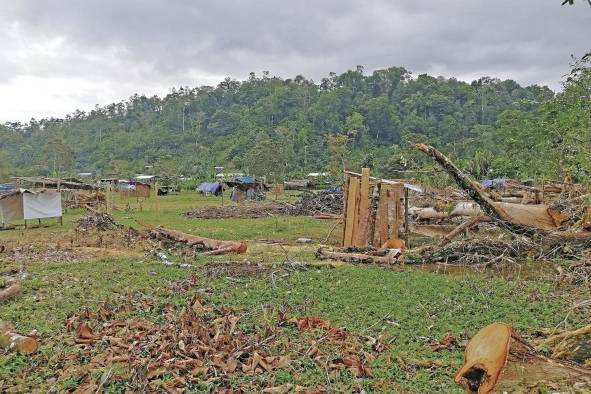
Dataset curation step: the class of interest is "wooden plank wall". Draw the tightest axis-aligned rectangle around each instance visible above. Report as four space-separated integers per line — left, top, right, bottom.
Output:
342 169 405 248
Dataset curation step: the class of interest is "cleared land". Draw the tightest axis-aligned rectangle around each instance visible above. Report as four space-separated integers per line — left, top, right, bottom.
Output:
1 191 589 393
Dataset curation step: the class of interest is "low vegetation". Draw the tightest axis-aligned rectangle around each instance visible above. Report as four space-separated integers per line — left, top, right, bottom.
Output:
1 192 589 392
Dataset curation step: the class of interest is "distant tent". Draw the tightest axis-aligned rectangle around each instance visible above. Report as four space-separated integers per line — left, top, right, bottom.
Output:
0 183 15 193
0 189 62 226
225 177 269 202
196 182 223 196
482 178 506 191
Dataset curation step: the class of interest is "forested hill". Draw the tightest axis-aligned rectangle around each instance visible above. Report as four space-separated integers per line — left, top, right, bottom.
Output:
1 62 589 183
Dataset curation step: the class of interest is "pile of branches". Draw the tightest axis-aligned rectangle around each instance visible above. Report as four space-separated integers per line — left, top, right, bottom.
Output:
76 212 121 231
47 295 388 392
184 202 287 219
64 191 106 209
286 190 343 216
550 196 590 229
401 237 533 266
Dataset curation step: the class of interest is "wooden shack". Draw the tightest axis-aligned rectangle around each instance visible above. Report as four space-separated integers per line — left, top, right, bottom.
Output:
119 180 151 198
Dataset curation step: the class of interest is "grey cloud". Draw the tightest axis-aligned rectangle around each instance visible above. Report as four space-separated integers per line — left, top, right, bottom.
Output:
0 0 589 121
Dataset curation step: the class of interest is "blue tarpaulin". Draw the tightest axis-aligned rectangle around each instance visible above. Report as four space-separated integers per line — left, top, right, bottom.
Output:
196 182 222 195
234 176 255 185
482 178 505 190
0 183 15 192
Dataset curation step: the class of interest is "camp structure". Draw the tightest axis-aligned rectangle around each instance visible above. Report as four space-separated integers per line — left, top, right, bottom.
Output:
134 174 159 184
13 176 97 191
0 189 63 228
225 176 269 202
118 180 151 198
196 182 223 196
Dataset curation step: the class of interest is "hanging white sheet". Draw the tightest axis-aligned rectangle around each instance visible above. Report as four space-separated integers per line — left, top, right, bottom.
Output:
23 191 62 220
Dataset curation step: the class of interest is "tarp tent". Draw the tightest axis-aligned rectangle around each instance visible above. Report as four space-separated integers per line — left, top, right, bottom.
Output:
196 182 222 195
0 189 62 225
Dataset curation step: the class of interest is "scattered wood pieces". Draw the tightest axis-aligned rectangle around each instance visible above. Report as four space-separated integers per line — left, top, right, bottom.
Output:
316 246 397 264
0 281 21 302
437 216 490 248
0 321 39 353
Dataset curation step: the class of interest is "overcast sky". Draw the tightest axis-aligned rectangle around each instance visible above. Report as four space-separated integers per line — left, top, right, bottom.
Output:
1 1 589 123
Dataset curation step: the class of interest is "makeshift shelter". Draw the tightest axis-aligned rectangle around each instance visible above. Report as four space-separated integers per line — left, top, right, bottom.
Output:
135 175 159 184
13 176 97 191
119 180 151 198
225 176 269 202
0 189 62 226
196 182 223 196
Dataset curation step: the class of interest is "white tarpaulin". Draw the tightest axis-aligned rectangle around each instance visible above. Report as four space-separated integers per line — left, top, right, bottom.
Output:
22 191 62 220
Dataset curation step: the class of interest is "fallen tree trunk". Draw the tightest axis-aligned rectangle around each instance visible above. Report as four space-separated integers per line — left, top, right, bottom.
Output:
455 323 591 393
0 321 39 353
413 143 591 241
413 143 541 236
0 282 21 302
316 247 396 264
150 226 247 255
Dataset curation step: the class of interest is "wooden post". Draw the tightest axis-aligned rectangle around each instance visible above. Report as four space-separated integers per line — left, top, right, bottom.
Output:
343 177 360 247
404 187 410 248
341 175 350 246
389 184 403 240
155 181 160 219
378 185 389 246
354 168 371 247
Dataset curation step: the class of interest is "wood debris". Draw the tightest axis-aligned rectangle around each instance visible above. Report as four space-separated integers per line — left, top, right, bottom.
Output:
0 321 39 353
0 281 21 302
150 226 247 255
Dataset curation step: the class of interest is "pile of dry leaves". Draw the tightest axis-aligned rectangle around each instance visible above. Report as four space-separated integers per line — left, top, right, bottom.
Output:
48 294 391 392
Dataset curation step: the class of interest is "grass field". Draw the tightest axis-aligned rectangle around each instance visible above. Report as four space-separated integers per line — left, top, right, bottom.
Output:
1 191 589 393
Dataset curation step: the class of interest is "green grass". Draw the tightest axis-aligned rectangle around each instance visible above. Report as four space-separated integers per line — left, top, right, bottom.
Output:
0 190 335 243
1 190 589 392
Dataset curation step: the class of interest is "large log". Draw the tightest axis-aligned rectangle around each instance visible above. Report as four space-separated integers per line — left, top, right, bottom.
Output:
0 321 39 353
150 227 247 255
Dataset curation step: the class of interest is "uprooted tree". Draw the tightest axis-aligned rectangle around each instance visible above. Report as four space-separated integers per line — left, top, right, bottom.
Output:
412 143 591 242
